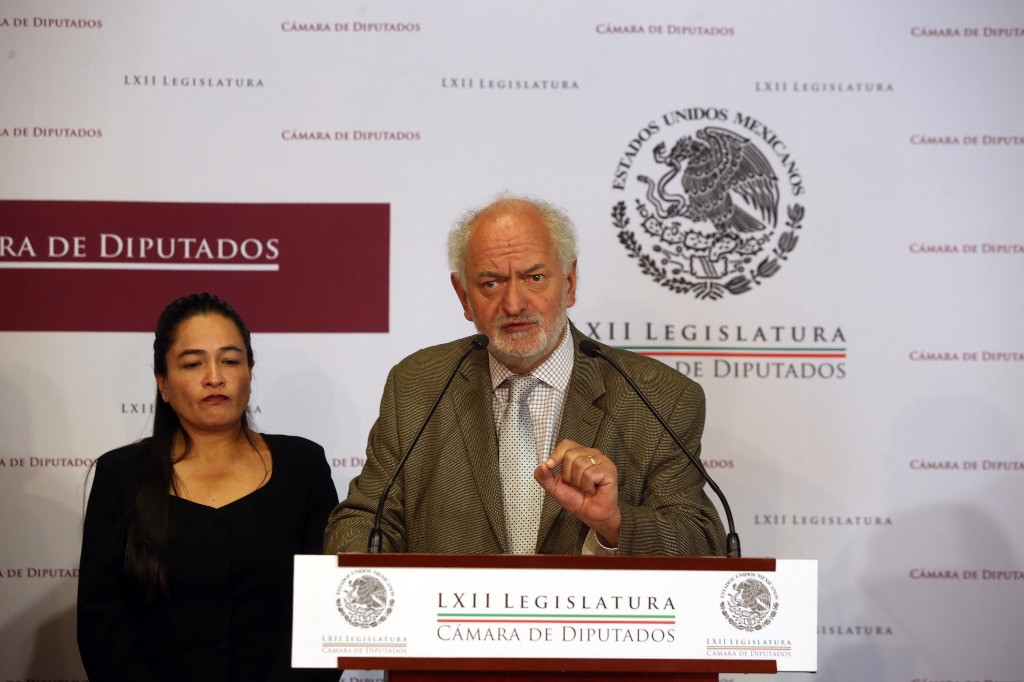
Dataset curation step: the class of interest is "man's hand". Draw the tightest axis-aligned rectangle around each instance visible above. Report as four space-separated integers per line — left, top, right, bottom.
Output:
534 438 622 546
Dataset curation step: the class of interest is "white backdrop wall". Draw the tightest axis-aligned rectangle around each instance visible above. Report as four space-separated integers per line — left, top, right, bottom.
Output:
1 2 1022 681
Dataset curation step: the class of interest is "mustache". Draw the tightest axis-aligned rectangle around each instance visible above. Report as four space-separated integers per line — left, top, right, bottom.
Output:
493 312 543 328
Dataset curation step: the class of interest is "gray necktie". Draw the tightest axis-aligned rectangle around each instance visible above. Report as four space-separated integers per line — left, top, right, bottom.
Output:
499 374 542 554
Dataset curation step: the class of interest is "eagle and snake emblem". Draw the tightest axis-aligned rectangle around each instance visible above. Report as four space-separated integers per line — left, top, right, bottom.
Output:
720 575 779 631
337 571 394 627
638 127 779 236
613 123 803 298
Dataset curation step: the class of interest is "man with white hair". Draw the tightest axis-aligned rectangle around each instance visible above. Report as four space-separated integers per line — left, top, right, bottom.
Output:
325 195 725 556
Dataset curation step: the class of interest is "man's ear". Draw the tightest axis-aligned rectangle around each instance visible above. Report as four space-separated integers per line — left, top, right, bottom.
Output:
451 272 474 322
565 260 578 308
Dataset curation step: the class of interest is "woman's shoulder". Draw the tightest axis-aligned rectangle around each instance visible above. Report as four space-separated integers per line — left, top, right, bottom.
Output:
95 438 152 471
262 433 323 453
261 435 337 510
89 439 153 494
261 433 326 463
261 434 332 493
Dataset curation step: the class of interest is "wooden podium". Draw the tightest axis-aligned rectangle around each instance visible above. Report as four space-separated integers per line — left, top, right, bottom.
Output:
290 553 817 682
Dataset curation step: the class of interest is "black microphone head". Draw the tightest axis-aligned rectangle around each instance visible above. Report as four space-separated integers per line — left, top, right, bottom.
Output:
578 338 601 358
471 334 489 351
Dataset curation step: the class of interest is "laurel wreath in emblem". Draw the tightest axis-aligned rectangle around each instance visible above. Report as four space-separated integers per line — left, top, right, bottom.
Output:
613 201 803 300
612 125 804 299
336 570 395 629
720 575 779 632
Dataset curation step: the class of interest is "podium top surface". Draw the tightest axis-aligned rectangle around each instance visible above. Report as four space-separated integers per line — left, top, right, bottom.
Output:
336 553 777 572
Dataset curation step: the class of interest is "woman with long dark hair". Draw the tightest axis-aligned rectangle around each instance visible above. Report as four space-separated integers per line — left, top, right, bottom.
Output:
77 293 339 681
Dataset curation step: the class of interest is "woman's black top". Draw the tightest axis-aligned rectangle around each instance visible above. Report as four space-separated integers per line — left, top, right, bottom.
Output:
77 434 340 681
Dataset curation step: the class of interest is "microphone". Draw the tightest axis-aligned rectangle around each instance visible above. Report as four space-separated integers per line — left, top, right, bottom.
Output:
367 334 489 553
578 339 741 558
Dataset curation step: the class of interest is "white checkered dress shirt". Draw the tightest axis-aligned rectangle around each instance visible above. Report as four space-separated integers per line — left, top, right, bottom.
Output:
489 324 574 462
486 326 615 554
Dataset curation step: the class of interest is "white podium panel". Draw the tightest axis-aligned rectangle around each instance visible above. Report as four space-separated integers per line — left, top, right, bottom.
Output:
293 555 816 673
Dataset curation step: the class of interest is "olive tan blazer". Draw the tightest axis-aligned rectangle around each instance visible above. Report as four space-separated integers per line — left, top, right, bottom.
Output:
324 323 726 556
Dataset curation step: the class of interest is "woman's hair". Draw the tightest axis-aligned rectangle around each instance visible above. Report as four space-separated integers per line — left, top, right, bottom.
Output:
124 293 256 597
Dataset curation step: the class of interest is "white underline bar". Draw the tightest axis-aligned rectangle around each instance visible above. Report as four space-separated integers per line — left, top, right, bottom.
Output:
0 262 280 271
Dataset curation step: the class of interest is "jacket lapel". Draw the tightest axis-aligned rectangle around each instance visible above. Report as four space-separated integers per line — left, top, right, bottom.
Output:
536 326 607 550
450 349 508 552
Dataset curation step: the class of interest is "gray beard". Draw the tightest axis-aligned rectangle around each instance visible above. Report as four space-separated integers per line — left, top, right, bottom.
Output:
475 307 568 370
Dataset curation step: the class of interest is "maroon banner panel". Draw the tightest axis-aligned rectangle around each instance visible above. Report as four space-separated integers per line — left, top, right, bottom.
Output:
0 201 389 332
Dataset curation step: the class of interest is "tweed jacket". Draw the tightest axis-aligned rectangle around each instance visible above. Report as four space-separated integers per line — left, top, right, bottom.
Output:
324 323 726 556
